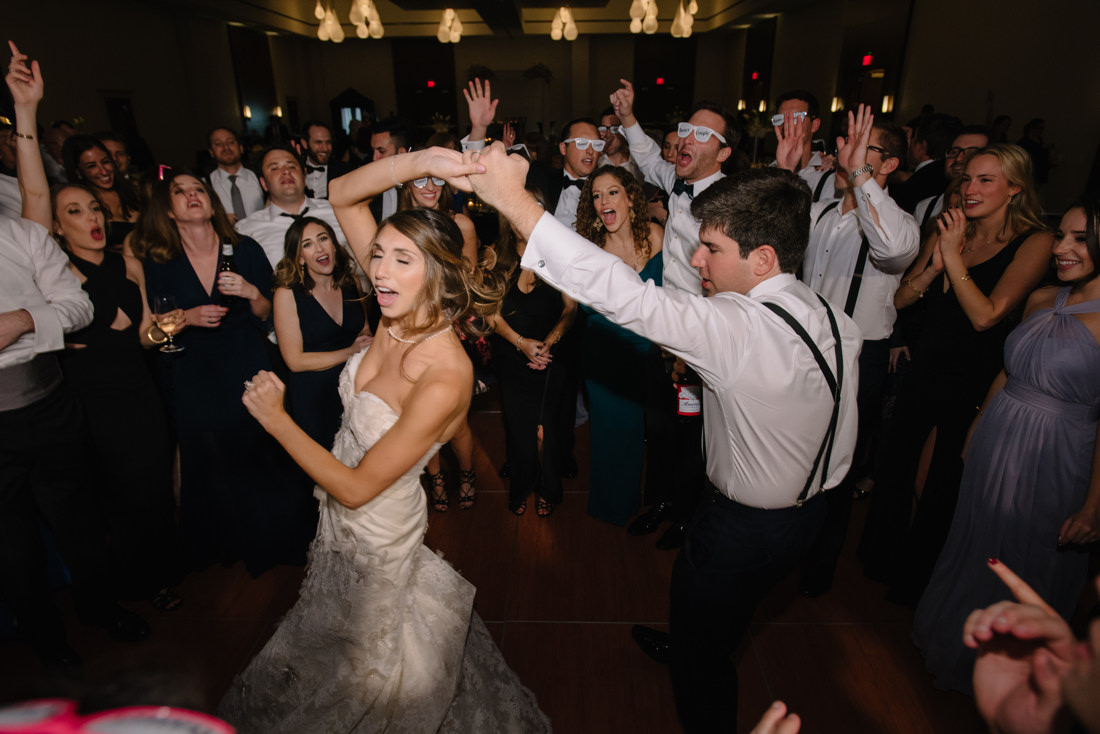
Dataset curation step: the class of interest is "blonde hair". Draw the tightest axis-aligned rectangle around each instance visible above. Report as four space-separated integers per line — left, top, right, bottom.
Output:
965 144 1047 240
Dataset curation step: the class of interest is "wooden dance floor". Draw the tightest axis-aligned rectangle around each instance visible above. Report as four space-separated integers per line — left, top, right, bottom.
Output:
0 387 990 733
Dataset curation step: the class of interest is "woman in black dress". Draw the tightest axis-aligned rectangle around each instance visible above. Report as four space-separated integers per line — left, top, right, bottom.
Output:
9 51 181 608
61 134 139 251
489 188 578 517
137 171 314 575
273 217 371 448
861 144 1053 605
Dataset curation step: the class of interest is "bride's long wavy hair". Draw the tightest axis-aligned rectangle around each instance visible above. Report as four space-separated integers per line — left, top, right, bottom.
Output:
373 209 505 373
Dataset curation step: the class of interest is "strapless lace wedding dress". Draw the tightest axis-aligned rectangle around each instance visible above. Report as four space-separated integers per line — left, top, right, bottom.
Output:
218 349 551 733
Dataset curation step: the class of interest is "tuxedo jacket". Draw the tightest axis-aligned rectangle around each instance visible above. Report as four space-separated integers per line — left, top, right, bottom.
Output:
891 163 947 215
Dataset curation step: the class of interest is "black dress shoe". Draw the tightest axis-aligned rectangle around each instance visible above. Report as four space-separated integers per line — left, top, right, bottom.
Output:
631 624 671 664
627 502 674 536
77 603 151 642
655 521 687 550
561 457 578 480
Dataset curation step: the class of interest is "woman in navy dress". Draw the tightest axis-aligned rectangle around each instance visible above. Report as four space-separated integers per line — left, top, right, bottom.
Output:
138 171 313 575
273 216 371 448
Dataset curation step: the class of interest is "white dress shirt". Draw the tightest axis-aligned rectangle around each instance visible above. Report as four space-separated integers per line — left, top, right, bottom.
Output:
799 151 838 202
0 215 93 369
623 122 723 295
803 180 920 340
380 187 398 220
553 172 585 230
303 158 329 200
0 173 22 221
913 192 945 230
597 152 644 182
209 167 265 219
523 212 862 508
235 198 348 268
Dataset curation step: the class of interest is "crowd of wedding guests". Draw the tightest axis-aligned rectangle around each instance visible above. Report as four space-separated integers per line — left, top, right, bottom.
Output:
2 37 1097 734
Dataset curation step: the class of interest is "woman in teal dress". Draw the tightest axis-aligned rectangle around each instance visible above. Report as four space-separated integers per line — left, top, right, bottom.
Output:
575 166 664 525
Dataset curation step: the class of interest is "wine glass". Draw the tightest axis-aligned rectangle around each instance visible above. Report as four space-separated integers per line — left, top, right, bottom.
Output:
154 295 185 353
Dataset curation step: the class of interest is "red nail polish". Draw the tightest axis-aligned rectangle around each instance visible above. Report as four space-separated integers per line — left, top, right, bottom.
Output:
988 558 999 565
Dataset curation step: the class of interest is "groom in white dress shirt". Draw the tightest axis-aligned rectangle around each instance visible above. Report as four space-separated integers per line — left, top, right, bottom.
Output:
467 143 862 733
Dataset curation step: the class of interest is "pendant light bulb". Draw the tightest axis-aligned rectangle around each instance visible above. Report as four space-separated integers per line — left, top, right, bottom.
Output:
643 14 658 33
630 17 642 32
314 0 326 20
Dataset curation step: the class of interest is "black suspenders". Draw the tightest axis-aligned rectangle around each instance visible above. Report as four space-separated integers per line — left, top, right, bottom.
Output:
761 295 844 506
814 200 870 318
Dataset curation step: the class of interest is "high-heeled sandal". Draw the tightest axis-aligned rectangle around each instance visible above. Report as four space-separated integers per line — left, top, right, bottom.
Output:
458 469 477 510
428 471 448 513
511 499 527 516
536 497 554 518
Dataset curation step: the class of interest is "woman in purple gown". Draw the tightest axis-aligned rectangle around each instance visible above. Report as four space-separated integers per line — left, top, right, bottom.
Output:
914 198 1100 694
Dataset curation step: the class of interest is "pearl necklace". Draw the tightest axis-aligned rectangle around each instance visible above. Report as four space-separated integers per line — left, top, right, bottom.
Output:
387 324 452 344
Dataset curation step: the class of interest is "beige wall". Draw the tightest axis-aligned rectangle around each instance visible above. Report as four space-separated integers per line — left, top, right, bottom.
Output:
770 0 844 133
898 0 1098 210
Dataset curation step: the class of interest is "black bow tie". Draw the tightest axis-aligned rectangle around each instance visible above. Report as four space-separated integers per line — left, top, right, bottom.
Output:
305 165 325 174
672 178 694 199
279 206 311 221
563 176 585 190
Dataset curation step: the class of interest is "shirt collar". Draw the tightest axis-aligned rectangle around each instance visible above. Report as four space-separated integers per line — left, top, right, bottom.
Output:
747 272 798 299
684 168 724 194
268 199 310 218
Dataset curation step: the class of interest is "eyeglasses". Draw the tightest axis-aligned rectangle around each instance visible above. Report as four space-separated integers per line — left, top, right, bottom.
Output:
770 111 809 127
0 699 237 733
946 145 983 159
865 144 893 159
677 122 727 145
411 177 445 188
597 125 623 136
563 138 605 152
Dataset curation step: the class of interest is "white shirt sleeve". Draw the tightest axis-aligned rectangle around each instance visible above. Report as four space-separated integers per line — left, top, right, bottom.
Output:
853 180 920 274
17 219 93 356
622 123 678 194
520 212 747 385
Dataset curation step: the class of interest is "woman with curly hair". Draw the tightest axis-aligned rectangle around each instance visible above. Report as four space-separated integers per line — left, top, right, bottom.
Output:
575 165 664 525
273 217 372 448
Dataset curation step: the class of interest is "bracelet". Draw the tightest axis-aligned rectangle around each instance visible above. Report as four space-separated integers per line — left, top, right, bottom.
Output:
958 272 972 282
516 336 525 352
904 278 927 298
847 164 873 182
390 154 402 188
13 131 36 141
146 324 167 344
976 405 984 416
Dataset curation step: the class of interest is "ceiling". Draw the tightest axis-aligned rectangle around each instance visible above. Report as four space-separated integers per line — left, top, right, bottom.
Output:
167 0 812 40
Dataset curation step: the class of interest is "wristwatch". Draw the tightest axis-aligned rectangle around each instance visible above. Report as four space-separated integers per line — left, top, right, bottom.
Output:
848 164 873 182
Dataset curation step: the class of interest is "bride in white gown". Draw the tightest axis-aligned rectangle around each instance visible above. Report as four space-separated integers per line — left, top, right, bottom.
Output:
217 149 551 733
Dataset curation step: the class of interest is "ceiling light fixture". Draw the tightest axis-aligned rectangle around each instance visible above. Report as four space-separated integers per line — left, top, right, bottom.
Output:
629 0 659 34
670 0 697 37
437 8 463 43
551 6 578 41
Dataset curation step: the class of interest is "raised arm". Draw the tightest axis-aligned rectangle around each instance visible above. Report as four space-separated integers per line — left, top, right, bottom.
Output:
328 147 484 272
937 210 1054 331
462 78 498 146
612 78 678 193
6 41 50 227
242 365 467 509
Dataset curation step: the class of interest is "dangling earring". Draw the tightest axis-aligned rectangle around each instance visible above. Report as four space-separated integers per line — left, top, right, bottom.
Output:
628 207 636 222
593 219 603 231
